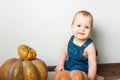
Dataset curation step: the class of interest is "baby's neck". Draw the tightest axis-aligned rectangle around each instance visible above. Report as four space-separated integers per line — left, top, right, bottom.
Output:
73 37 87 46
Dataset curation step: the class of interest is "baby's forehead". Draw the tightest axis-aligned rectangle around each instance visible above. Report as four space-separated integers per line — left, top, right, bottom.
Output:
75 13 91 18
74 14 92 22
75 14 93 23
74 14 93 26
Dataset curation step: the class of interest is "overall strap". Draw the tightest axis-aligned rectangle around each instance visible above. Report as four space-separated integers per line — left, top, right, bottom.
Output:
80 38 93 51
81 38 98 56
69 35 74 43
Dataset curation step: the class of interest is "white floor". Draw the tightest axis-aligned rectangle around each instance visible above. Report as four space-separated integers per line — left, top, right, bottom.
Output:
48 72 55 80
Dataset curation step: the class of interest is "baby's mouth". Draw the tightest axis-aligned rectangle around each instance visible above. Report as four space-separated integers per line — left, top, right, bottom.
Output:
78 32 85 35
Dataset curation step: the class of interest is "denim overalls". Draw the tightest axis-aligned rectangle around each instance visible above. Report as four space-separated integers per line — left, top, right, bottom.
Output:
64 36 94 74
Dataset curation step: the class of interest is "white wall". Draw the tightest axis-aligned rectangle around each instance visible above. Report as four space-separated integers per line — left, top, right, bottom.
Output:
0 0 120 79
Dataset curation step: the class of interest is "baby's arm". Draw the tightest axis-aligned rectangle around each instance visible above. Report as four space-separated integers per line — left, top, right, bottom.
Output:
86 43 97 80
55 43 68 72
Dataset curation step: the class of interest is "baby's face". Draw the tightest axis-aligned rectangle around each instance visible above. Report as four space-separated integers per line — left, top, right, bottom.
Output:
71 14 92 40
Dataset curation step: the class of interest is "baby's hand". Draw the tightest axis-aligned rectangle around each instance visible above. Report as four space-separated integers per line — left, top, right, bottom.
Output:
55 64 64 72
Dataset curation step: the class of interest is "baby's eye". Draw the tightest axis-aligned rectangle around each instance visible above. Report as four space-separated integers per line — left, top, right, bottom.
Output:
77 25 81 27
85 26 89 29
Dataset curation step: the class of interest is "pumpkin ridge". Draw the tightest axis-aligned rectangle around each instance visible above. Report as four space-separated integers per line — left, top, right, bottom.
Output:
23 60 40 80
8 60 24 80
31 59 48 80
0 58 18 80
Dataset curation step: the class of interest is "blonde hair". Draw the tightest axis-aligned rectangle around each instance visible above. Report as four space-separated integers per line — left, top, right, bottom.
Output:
72 10 93 27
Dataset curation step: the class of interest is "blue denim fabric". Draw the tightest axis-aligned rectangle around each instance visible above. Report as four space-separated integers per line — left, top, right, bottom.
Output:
64 35 94 74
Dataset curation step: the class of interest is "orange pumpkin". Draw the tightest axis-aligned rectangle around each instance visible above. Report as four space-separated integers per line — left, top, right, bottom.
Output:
52 70 88 80
0 44 48 80
18 44 37 60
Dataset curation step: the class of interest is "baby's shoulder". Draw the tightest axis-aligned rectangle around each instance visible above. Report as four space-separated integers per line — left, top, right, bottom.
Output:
85 42 96 52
